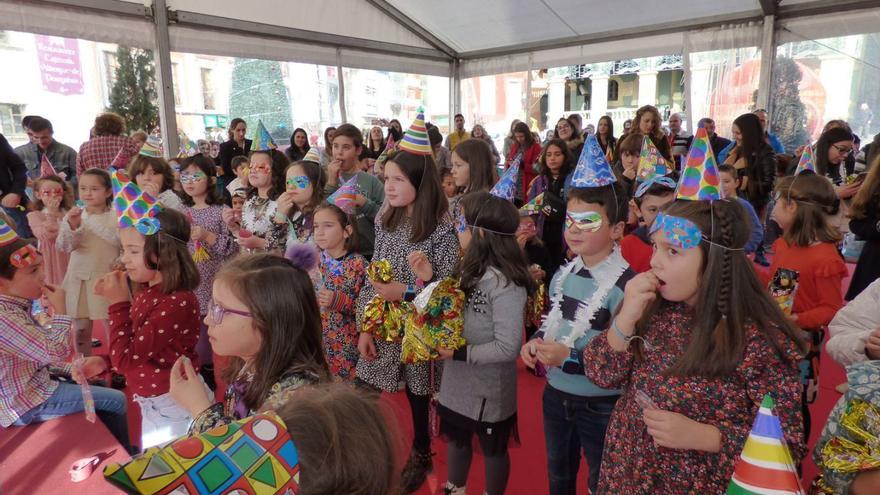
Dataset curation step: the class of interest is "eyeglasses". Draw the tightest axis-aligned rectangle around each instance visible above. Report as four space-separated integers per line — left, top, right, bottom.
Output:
179 171 207 184
565 211 603 232
286 175 311 189
832 144 853 154
207 300 251 324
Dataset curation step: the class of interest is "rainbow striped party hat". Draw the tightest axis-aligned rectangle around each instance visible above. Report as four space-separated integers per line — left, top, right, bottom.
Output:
112 169 162 235
327 175 360 214
398 108 432 156
637 135 670 182
490 154 520 201
252 120 277 151
0 217 19 246
139 135 163 158
726 394 804 495
794 144 815 175
676 126 722 201
571 134 616 188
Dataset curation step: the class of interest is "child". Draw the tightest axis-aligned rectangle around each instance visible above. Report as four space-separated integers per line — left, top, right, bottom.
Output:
827 277 880 366
96 196 202 448
449 138 499 214
718 163 763 254
168 253 330 433
438 192 533 495
168 158 184 194
620 175 677 273
584 198 805 493
0 219 130 451
355 138 459 493
224 150 288 252
128 152 185 212
277 160 325 249
520 183 634 495
764 173 848 438
179 154 238 388
314 203 366 381
27 175 72 285
225 155 249 196
527 138 573 277
441 168 457 199
325 124 385 259
58 168 119 356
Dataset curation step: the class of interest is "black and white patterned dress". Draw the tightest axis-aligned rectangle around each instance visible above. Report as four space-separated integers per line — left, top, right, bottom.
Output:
355 212 460 395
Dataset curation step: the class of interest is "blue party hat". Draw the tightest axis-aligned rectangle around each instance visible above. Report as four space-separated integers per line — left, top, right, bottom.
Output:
252 120 277 151
490 154 520 201
571 134 616 188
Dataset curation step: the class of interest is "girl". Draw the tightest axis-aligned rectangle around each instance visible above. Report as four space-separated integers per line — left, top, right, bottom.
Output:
284 127 310 163
27 175 72 285
438 192 533 495
846 155 880 300
765 173 848 437
633 105 672 162
553 117 584 162
168 253 330 433
355 149 460 494
471 124 500 164
597 115 617 157
388 119 403 143
96 207 201 448
276 160 325 249
584 199 805 493
314 203 367 381
179 154 238 386
441 169 457 199
365 125 386 160
223 150 288 252
812 127 861 199
527 139 572 277
128 153 185 211
449 138 499 214
58 168 119 356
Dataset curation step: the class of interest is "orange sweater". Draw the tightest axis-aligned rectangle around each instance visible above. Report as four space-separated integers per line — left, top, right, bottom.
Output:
758 239 848 330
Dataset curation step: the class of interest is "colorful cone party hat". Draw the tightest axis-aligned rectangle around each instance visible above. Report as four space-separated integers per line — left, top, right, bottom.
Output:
112 169 163 235
0 217 19 246
519 193 544 216
637 135 670 182
794 144 815 175
103 412 301 495
327 175 360 214
302 147 321 163
139 135 163 158
726 394 804 495
252 120 277 151
571 134 616 188
676 126 723 201
491 154 520 201
39 153 58 178
376 136 396 165
398 108 432 156
178 133 198 158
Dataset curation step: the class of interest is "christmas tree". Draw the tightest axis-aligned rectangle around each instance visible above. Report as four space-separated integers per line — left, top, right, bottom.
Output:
228 58 293 146
108 46 159 134
768 56 809 153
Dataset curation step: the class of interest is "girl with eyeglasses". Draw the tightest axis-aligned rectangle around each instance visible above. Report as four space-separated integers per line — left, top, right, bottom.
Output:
27 175 73 285
812 127 860 199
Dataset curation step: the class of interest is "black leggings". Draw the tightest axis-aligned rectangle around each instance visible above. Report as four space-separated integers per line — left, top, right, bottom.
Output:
446 437 510 495
406 386 431 451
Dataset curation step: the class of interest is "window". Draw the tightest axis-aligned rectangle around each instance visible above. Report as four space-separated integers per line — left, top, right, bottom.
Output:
0 103 25 138
171 62 182 106
342 68 449 132
102 50 119 103
607 80 620 102
201 67 215 110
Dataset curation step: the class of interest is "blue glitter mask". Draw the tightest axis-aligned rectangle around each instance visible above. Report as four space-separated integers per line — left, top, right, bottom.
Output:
649 212 702 250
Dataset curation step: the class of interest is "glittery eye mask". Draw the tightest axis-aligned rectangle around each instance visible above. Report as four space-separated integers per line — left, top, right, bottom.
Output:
649 212 702 250
564 211 603 233
286 176 311 189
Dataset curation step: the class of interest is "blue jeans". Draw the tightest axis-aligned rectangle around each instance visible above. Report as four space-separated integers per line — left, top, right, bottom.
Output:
543 385 617 495
13 381 131 451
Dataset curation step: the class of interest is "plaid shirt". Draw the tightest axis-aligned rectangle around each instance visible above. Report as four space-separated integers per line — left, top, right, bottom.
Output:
76 135 141 176
0 295 73 427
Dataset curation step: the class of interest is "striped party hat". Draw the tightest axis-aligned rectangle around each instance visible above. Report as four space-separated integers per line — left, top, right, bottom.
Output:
139 135 163 158
0 217 19 246
111 169 163 235
252 120 277 151
327 175 360 214
571 134 616 188
302 147 321 163
490 154 520 201
637 135 670 182
726 394 804 495
676 126 723 201
794 144 815 175
398 108 432 156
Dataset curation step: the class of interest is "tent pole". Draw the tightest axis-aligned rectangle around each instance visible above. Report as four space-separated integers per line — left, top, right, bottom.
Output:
152 0 178 157
336 48 347 124
524 54 533 129
682 32 693 133
453 59 462 116
756 14 776 114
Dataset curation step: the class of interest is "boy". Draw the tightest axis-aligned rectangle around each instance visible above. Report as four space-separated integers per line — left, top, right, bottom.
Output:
620 175 677 273
325 124 385 259
718 164 762 254
440 168 457 199
225 155 249 196
521 183 635 495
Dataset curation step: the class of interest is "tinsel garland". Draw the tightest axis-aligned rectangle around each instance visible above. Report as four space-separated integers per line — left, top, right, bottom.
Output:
401 278 465 364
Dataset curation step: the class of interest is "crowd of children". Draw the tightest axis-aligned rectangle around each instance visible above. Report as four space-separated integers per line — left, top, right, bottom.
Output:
2 104 880 495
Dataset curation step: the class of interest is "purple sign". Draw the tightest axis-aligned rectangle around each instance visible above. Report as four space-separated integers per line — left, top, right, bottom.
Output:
35 35 84 95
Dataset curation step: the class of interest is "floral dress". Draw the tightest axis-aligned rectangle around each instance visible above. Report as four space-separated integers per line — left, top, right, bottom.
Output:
583 301 805 494
184 205 239 315
318 251 367 381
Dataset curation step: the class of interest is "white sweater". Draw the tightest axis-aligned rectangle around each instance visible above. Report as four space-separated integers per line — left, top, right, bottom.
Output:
827 278 880 366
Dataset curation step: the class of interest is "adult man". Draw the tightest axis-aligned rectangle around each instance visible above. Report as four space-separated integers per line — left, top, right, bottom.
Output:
76 112 141 175
0 133 32 236
14 117 76 180
666 113 692 168
753 109 785 154
697 117 732 158
444 113 470 151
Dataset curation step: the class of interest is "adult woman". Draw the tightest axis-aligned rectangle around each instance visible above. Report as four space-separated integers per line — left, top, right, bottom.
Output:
75 112 141 176
387 120 403 143
471 124 500 164
552 117 584 160
597 115 617 157
218 118 251 189
726 113 776 211
284 127 310 162
365 126 386 160
506 121 542 203
846 156 880 300
320 126 337 167
502 119 522 161
634 105 672 161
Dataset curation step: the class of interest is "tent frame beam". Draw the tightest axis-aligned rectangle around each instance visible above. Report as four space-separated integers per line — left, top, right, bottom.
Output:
364 0 458 59
29 0 150 18
152 0 178 157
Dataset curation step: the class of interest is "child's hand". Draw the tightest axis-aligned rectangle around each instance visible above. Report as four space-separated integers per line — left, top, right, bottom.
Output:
191 225 207 241
866 328 880 360
45 196 62 212
528 264 545 282
169 356 213 416
371 280 406 302
534 340 570 367
617 272 661 328
67 207 83 230
276 192 295 217
358 332 377 360
317 289 334 309
221 207 237 227
520 339 540 367
238 234 267 250
72 356 108 383
327 160 342 184
436 348 454 360
407 251 433 282
94 270 130 305
353 195 367 208
142 182 160 197
41 283 66 315
643 409 721 452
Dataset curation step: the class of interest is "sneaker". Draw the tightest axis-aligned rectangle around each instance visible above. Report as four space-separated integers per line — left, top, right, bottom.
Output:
443 481 466 494
91 338 102 348
754 252 770 267
400 447 434 494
